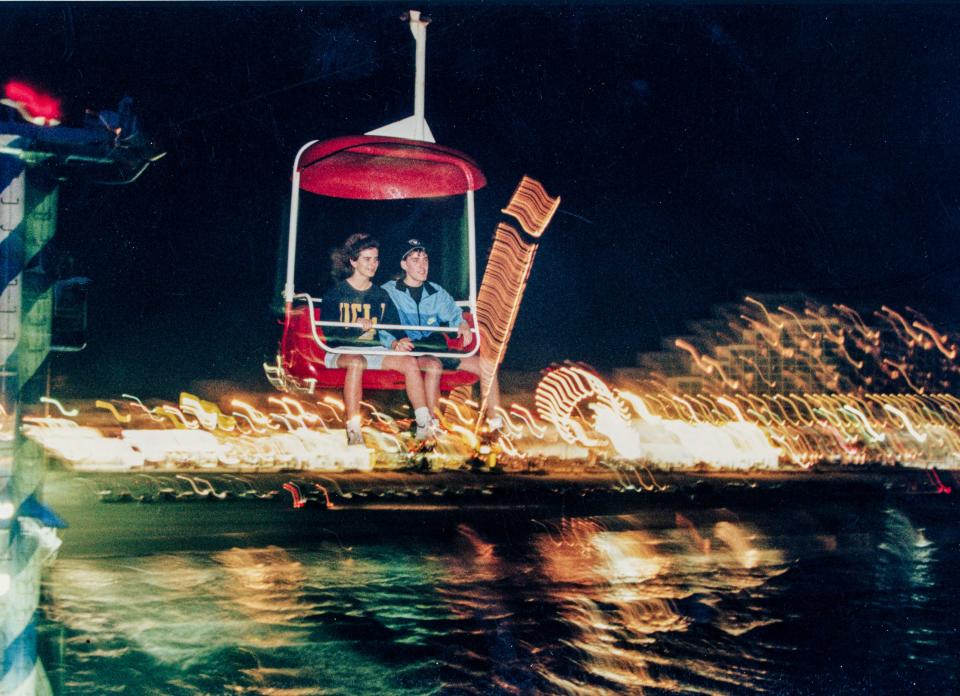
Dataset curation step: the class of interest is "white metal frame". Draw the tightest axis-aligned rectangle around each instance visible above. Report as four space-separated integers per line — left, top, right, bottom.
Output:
292 293 481 360
281 10 481 363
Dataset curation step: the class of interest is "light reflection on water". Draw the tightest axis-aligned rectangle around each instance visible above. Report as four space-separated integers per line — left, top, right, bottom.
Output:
532 516 789 695
39 504 960 694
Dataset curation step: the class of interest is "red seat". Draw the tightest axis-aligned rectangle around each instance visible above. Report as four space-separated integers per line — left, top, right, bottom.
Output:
280 304 479 391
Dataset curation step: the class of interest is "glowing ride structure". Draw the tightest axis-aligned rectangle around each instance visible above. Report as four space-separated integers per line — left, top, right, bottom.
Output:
266 11 487 395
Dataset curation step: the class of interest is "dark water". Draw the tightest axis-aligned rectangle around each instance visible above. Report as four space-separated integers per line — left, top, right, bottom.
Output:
38 500 960 695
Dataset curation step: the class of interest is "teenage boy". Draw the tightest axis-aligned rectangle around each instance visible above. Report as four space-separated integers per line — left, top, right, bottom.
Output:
382 239 503 432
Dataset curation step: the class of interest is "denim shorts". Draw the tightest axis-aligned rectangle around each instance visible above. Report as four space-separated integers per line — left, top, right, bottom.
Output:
324 348 387 370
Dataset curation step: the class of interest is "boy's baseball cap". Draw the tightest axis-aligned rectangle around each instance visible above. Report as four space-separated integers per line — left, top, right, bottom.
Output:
401 239 428 260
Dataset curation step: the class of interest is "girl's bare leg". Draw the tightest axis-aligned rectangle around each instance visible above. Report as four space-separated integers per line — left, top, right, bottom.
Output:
337 354 368 423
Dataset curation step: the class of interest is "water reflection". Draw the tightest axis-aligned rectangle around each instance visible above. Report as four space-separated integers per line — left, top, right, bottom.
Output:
39 503 960 694
533 514 788 694
215 547 309 627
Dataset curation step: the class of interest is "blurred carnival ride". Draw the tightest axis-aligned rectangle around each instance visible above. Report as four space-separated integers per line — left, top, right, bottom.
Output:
24 288 960 476
22 337 960 475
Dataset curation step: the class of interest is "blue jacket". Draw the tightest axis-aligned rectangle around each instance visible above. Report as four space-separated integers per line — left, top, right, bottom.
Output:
381 280 463 341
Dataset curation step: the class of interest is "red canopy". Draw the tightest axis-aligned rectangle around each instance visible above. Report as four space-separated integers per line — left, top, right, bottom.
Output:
297 135 486 200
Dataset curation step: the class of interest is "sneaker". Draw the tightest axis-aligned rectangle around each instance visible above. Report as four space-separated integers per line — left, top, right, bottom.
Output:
415 424 439 441
346 429 364 446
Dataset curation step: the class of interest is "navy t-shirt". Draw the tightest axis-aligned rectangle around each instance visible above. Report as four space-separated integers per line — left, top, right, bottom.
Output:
320 281 399 348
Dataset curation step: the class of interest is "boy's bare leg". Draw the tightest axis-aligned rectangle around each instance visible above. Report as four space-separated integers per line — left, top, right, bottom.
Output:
417 355 443 414
383 354 428 410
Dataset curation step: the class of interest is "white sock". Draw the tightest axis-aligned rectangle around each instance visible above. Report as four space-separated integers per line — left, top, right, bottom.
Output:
346 415 361 434
414 407 432 428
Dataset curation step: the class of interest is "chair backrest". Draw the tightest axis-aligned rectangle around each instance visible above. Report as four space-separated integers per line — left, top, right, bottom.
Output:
281 303 326 372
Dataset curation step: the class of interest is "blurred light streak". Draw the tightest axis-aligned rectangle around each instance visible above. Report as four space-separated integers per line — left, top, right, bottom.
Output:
269 414 296 432
500 176 560 238
492 406 523 438
268 396 304 429
314 401 343 423
321 396 345 415
912 320 957 360
312 483 333 508
40 396 77 417
745 296 785 330
282 482 305 508
508 404 546 438
231 411 266 434
359 400 393 425
181 393 221 430
446 423 479 449
282 397 322 426
122 393 165 422
95 400 132 424
927 468 952 494
438 397 474 426
232 400 280 431
157 406 200 430
883 405 928 443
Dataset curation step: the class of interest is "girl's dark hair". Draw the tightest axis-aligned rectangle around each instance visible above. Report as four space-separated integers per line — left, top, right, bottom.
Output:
330 233 379 280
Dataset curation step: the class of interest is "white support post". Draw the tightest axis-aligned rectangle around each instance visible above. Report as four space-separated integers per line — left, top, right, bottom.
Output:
408 10 429 141
366 11 434 142
284 140 318 305
467 189 477 312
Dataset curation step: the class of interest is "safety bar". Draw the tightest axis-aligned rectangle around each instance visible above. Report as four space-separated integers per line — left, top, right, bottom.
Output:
318 321 459 333
293 293 481 359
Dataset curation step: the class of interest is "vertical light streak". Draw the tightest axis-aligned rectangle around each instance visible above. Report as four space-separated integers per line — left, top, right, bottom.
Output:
467 176 560 427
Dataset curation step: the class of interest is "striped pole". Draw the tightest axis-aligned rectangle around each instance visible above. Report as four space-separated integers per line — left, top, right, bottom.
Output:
0 133 61 696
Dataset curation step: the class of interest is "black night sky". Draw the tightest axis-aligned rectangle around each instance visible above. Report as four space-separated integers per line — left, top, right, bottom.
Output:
4 3 960 397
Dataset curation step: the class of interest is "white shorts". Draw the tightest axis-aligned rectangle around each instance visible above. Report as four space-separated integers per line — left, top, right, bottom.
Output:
324 348 388 370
